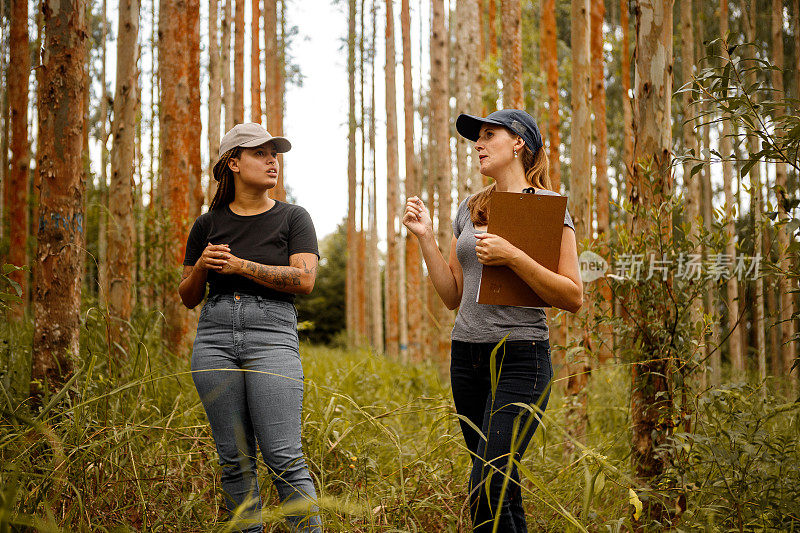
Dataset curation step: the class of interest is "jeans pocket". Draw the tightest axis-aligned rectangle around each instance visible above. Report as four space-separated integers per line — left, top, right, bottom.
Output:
258 299 297 327
199 295 219 322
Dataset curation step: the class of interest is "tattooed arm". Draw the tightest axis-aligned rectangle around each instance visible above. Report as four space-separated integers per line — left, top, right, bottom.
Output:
222 252 318 295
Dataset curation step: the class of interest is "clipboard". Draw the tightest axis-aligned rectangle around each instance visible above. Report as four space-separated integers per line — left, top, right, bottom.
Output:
477 191 567 307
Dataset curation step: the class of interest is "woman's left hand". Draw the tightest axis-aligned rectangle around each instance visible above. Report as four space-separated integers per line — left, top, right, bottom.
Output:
474 233 522 266
216 251 242 275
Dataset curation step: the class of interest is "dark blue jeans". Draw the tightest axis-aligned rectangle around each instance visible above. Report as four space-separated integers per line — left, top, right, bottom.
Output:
191 293 321 532
450 339 553 533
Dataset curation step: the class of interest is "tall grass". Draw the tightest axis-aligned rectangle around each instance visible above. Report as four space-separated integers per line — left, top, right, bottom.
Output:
1 307 798 531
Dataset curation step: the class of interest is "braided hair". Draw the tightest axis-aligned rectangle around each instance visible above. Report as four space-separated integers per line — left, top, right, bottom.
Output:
209 147 243 211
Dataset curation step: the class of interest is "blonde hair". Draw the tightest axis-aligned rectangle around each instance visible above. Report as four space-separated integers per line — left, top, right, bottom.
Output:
467 142 552 227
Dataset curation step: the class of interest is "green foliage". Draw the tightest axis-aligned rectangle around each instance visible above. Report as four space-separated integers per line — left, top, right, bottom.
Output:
295 222 346 345
680 40 800 182
3 300 799 531
662 385 800 530
678 38 800 386
0 264 26 313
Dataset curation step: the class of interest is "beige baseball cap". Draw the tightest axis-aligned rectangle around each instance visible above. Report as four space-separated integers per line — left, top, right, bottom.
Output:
217 122 292 159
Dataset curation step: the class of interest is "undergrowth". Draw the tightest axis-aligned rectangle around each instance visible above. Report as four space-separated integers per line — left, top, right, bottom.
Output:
0 307 798 532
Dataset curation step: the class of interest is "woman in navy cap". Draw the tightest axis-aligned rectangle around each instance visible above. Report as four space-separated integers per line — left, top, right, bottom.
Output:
403 109 582 531
179 123 322 532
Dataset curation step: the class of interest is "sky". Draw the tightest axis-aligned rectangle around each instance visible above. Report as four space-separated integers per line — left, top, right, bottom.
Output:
77 0 762 245
82 0 436 242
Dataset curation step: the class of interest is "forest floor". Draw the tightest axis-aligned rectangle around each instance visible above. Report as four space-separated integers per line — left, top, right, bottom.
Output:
1 313 799 531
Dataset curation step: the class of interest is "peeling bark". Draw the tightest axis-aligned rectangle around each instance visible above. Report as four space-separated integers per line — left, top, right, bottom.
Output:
629 0 674 521
32 0 89 401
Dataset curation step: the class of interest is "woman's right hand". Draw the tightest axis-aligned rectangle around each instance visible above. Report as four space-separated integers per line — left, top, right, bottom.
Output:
195 243 231 272
403 196 434 238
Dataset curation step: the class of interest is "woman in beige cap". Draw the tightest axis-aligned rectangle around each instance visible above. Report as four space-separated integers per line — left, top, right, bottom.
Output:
179 123 322 532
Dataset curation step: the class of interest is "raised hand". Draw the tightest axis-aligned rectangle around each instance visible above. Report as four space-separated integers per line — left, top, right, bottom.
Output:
402 196 434 238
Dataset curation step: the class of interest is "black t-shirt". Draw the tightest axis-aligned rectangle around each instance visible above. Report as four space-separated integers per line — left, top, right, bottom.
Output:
183 201 319 303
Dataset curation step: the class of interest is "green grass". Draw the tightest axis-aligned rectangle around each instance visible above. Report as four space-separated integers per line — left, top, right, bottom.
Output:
1 311 798 531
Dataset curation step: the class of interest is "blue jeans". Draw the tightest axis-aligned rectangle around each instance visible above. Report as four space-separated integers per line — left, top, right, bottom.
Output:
450 339 553 533
191 293 321 533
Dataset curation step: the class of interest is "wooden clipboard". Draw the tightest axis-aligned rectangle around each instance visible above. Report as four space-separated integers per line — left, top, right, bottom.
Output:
477 191 567 307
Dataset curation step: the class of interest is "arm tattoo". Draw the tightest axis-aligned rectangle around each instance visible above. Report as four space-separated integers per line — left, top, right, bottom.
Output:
239 259 303 288
297 258 317 276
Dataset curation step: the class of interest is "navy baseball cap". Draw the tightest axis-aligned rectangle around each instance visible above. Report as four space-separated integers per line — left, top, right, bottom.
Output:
456 109 543 155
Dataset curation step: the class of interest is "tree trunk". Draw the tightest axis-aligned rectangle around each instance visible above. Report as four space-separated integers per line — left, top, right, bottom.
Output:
743 0 766 394
233 0 244 124
134 71 144 307
694 8 718 386
99 0 109 303
795 0 800 101
143 0 158 311
207 0 221 203
159 0 196 351
347 0 357 348
356 0 368 345
0 0 8 249
591 0 613 362
772 0 796 393
32 0 89 401
401 0 422 360
487 0 497 112
542 0 560 187
680 0 705 390
189 0 202 216
431 0 452 363
565 0 592 458
369 0 383 352
500 0 522 108
251 0 261 123
385 0 400 358
630 0 673 521
264 0 285 201
5 0 30 318
455 0 469 202
621 0 633 187
456 0 480 201
108 0 140 356
702 99 719 386
264 0 278 133
222 0 233 131
720 0 743 377
543 0 566 375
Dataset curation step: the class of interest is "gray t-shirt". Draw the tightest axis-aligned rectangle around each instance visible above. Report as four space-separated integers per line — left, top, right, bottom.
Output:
451 189 575 343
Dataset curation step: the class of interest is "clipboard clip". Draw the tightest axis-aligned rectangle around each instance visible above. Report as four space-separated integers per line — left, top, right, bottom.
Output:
522 187 537 194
